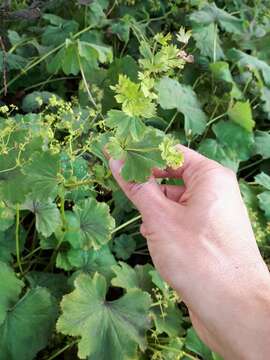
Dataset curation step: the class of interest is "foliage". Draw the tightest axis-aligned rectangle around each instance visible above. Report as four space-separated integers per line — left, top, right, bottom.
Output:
1 0 270 359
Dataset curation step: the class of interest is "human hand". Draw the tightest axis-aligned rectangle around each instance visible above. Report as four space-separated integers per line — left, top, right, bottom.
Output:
109 145 270 360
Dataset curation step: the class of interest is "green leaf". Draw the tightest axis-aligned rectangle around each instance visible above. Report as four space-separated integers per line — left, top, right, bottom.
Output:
57 273 152 360
21 200 61 237
210 61 242 99
185 328 214 360
111 262 154 292
261 87 270 120
26 271 69 300
157 77 207 136
0 226 26 264
72 198 115 250
62 41 80 75
254 131 270 159
42 17 79 47
22 91 59 112
213 121 255 161
106 110 146 141
107 128 166 182
113 234 136 260
67 245 117 282
0 287 57 360
255 173 270 190
0 202 15 231
191 23 224 61
190 4 243 34
161 338 183 360
198 139 239 172
23 151 60 201
228 101 255 132
152 301 183 337
228 49 270 86
0 262 24 326
258 191 270 219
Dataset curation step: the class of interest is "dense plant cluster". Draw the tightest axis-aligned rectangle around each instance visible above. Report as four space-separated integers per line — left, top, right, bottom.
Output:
0 0 270 359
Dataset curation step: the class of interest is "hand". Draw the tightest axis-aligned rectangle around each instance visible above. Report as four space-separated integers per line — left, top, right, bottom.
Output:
109 145 270 360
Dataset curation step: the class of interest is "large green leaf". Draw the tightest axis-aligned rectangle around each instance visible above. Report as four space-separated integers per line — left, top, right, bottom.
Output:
191 23 224 61
107 128 166 182
0 287 57 360
228 49 270 86
57 273 152 360
213 121 255 161
23 151 60 201
72 198 115 250
0 262 57 360
198 139 239 172
157 77 207 136
21 199 61 237
190 3 243 34
0 262 24 326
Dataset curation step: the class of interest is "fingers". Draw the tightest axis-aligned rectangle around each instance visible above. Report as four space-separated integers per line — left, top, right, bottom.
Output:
109 158 170 220
160 184 186 203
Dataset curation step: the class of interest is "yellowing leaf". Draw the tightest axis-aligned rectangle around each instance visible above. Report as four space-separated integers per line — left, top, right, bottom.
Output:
228 101 255 132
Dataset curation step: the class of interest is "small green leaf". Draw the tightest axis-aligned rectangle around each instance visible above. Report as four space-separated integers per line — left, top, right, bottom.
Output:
157 77 207 136
112 262 154 292
113 234 136 260
228 101 255 132
210 61 242 99
106 110 146 141
57 273 152 360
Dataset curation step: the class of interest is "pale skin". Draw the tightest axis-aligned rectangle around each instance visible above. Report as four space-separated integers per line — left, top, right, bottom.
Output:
108 145 270 360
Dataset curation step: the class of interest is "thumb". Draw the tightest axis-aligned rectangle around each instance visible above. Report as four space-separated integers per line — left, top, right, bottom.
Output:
109 158 169 220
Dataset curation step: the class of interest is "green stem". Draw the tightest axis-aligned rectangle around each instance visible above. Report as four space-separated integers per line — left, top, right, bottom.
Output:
111 215 142 234
239 158 264 172
206 112 227 127
165 111 178 133
15 204 23 276
46 341 78 360
125 147 159 153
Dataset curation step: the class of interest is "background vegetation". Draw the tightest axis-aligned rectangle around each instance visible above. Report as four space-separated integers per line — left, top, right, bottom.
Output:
0 0 270 359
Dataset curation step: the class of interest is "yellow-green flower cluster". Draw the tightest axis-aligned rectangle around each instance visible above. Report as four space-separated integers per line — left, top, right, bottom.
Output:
159 137 184 170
